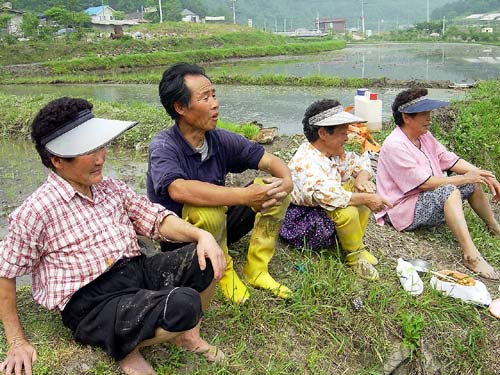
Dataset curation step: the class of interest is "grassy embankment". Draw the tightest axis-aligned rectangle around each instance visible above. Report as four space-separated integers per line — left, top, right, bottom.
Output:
0 22 348 86
0 81 500 374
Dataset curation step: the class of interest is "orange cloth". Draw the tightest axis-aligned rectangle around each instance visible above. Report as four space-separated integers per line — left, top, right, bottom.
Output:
348 123 381 153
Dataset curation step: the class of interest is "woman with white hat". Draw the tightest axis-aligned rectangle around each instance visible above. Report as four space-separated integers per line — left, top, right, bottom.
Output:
281 99 392 281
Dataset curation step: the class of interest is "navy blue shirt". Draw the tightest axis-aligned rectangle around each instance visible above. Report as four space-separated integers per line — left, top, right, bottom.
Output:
146 125 265 216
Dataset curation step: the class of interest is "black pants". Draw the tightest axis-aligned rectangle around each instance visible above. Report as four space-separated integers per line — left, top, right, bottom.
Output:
61 244 213 361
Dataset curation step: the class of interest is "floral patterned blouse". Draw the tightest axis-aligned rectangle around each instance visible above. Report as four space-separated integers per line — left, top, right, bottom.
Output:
288 142 372 211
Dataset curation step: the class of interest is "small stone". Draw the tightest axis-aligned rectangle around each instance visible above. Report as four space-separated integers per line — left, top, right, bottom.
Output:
350 296 364 312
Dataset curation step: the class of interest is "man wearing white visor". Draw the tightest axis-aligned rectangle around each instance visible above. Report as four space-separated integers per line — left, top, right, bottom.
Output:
281 99 392 280
0 98 226 375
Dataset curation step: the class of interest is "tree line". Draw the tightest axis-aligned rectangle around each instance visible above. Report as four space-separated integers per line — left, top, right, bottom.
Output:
432 0 500 20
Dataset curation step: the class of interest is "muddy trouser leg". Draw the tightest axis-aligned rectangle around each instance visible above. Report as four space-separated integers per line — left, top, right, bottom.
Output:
241 178 293 298
61 245 212 360
182 205 250 304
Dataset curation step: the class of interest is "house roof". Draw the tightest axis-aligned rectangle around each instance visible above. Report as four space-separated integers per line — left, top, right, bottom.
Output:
1 8 23 15
318 18 345 23
91 19 139 26
85 5 115 16
181 9 197 16
480 13 500 21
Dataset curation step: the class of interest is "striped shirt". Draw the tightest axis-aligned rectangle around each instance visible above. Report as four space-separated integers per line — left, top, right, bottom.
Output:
0 172 172 311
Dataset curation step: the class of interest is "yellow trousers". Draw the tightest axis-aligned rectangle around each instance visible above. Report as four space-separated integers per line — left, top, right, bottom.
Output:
181 177 291 302
323 182 371 262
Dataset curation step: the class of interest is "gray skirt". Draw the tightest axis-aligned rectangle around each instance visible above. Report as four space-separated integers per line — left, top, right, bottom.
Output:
405 183 475 231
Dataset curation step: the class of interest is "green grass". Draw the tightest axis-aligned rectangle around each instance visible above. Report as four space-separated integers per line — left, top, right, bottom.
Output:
0 24 291 66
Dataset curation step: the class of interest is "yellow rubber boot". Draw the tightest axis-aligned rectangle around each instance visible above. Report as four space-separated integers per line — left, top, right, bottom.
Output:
356 204 379 266
183 205 249 304
243 183 292 299
326 205 379 281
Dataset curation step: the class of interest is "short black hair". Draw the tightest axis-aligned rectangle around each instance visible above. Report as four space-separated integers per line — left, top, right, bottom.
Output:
31 97 91 169
159 63 209 120
392 87 428 126
302 99 341 142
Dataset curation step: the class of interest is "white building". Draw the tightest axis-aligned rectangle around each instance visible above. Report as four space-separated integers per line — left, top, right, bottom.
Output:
84 5 115 22
181 9 199 23
1 2 24 36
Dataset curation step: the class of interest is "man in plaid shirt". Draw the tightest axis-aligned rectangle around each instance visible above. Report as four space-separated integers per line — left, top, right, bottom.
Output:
0 98 226 375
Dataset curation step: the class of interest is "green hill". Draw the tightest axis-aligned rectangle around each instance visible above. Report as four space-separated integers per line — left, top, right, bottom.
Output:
11 0 453 30
432 0 500 19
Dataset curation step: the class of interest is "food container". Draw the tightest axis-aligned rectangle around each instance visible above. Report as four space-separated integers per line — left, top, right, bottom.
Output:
430 270 491 306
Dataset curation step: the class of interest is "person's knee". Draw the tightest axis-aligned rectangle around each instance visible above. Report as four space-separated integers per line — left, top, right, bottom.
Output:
329 206 360 225
161 287 202 332
446 187 462 201
358 204 371 216
263 194 291 218
182 205 226 234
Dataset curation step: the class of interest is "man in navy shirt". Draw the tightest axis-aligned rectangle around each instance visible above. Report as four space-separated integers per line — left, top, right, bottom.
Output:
147 63 293 304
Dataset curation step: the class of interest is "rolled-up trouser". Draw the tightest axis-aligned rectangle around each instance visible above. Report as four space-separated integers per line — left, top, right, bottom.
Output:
61 243 213 361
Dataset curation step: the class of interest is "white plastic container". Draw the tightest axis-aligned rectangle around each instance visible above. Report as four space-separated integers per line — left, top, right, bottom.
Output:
354 88 369 115
355 91 382 133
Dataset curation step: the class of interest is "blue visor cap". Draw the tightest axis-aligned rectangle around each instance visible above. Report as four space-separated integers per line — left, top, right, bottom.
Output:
398 97 449 113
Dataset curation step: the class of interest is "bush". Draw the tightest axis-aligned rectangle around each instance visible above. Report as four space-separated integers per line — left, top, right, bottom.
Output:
431 80 500 176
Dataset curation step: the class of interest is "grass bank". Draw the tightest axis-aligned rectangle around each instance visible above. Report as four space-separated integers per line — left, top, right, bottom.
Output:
0 93 259 147
45 40 344 75
0 24 290 66
0 71 449 89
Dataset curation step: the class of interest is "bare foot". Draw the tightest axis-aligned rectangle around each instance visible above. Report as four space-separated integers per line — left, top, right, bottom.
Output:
464 255 499 280
487 224 500 237
118 349 156 375
174 332 225 363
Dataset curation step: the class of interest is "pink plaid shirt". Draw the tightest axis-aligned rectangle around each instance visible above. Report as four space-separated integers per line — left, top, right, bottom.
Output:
0 172 173 311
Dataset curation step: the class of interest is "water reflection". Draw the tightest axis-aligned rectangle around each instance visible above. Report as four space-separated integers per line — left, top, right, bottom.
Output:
0 84 464 135
211 43 500 82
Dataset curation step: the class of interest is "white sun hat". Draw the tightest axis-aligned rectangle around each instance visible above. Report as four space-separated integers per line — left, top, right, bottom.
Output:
41 109 137 157
309 105 367 127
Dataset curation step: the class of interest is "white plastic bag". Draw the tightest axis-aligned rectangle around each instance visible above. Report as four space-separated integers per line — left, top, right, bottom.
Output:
396 258 424 296
430 276 492 306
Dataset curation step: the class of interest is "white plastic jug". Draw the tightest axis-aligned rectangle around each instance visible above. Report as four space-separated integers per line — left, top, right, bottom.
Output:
354 91 382 133
354 88 369 115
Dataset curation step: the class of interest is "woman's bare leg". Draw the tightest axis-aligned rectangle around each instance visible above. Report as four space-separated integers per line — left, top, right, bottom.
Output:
444 189 498 279
468 183 500 235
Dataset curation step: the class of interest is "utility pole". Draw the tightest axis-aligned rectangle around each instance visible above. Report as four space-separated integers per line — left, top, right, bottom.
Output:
275 17 277 32
158 0 163 23
426 0 429 23
361 0 365 35
284 17 286 32
231 0 236 24
442 15 445 36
